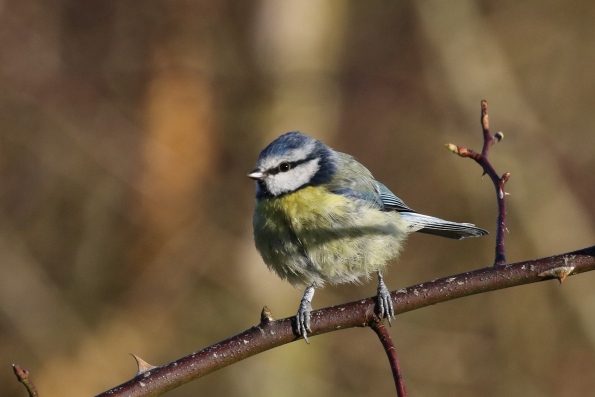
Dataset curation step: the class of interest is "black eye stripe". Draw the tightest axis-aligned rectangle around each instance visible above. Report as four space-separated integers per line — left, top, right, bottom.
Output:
267 156 314 175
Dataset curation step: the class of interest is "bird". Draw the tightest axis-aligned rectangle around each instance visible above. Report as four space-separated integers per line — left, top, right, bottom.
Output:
248 131 487 342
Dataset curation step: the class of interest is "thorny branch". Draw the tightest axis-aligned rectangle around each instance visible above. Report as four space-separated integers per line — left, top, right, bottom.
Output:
95 246 595 397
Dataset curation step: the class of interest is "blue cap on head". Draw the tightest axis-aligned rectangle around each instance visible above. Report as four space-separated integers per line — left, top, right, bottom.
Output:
257 131 315 162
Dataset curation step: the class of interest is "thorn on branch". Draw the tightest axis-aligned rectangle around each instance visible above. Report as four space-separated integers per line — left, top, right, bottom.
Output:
132 354 158 376
260 306 275 324
538 266 576 284
131 354 158 376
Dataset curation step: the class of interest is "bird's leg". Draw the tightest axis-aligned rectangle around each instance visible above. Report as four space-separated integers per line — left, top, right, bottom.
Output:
376 270 394 326
296 284 315 343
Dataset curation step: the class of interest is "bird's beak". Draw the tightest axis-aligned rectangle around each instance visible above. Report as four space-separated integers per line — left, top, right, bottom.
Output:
248 169 268 181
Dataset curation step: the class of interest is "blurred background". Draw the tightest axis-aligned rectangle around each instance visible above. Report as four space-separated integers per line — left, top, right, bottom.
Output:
1 1 595 396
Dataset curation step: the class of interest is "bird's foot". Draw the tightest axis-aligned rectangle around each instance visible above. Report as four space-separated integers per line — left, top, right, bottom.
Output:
377 272 395 326
296 299 312 343
296 285 315 343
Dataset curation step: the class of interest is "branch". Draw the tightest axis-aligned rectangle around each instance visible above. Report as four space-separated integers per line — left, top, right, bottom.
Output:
96 245 595 397
371 322 407 397
13 364 39 397
373 100 505 394
446 100 508 265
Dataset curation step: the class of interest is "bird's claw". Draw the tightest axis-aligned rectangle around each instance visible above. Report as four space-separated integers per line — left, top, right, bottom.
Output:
296 298 312 343
377 278 395 326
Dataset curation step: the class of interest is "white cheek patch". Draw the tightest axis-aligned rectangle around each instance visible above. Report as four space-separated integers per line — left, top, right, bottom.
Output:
266 158 320 196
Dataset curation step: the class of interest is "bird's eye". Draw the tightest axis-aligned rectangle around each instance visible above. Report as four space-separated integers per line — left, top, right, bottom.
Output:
278 162 291 172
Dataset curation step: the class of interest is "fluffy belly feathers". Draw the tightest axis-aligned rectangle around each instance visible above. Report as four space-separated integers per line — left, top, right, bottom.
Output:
253 186 407 287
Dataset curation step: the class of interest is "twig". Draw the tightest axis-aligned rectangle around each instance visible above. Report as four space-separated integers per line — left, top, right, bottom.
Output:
95 245 595 397
371 323 406 397
446 100 508 266
370 100 504 395
12 364 39 397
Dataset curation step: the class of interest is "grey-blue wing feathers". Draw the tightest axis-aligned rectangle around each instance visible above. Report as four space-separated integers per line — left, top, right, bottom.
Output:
376 182 487 239
329 153 488 240
399 212 488 239
376 182 416 212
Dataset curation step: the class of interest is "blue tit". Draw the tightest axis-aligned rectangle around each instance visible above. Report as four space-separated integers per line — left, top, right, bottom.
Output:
248 131 487 342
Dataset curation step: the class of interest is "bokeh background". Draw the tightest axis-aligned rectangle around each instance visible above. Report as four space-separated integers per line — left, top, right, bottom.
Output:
1 1 595 396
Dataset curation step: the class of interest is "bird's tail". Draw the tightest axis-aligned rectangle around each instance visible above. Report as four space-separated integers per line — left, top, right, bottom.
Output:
401 213 488 240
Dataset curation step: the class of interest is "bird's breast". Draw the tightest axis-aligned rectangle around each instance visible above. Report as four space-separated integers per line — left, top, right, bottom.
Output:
253 186 408 286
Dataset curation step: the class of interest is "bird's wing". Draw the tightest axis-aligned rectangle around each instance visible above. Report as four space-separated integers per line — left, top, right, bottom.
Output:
399 212 488 239
326 153 384 208
327 153 416 212
375 182 488 239
375 182 417 213
326 156 487 239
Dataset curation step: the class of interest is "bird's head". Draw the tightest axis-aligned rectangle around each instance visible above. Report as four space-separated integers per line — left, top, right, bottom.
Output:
248 131 338 198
